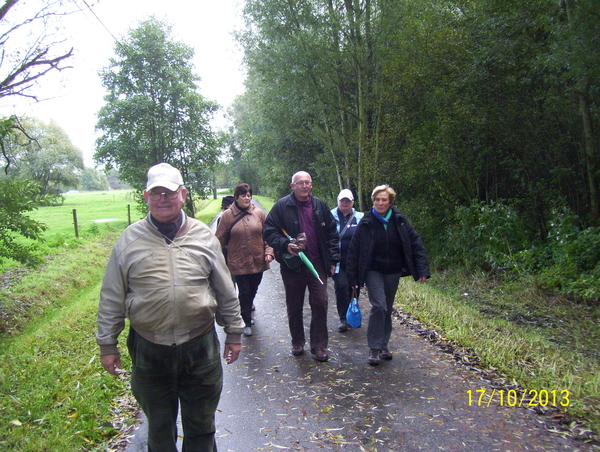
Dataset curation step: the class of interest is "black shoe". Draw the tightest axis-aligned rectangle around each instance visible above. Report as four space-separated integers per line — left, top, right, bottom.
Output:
379 348 393 360
368 349 380 366
338 320 349 333
312 348 329 362
292 344 304 356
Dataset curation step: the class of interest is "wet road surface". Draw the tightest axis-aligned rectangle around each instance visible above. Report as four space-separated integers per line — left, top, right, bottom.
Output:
121 260 594 452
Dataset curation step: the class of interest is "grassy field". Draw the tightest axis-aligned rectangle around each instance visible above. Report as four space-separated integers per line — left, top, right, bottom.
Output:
0 231 128 451
31 190 138 238
27 189 230 239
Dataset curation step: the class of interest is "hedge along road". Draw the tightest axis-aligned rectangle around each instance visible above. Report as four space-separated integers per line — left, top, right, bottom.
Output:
117 207 594 452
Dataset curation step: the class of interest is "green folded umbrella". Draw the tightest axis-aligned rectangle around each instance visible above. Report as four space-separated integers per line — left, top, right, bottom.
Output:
282 229 324 284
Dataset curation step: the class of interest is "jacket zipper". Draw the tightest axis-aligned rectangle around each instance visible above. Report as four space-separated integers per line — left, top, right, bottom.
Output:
167 242 177 346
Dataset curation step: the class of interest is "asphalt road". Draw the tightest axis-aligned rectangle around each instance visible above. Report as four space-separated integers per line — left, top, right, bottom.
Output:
117 207 595 452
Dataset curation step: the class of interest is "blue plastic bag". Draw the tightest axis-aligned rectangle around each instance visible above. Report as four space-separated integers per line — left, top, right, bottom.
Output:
346 296 361 328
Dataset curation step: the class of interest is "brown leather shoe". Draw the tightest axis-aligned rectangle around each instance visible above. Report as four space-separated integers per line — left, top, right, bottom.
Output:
292 344 304 356
312 348 329 362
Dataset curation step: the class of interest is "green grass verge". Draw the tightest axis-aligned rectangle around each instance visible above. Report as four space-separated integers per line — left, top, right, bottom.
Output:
196 198 221 225
254 195 274 212
0 230 132 451
396 276 600 435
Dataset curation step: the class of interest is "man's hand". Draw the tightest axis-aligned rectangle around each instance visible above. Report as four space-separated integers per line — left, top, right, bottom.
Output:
101 354 123 375
223 343 242 364
287 242 300 256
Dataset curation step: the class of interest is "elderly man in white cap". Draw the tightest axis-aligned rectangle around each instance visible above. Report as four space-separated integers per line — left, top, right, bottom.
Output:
331 189 364 332
96 162 244 452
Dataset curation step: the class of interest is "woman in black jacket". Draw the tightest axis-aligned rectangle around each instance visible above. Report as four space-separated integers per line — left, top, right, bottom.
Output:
347 185 430 366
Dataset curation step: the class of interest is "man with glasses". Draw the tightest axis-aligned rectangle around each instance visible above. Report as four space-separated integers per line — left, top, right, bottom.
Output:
263 171 339 362
96 162 244 452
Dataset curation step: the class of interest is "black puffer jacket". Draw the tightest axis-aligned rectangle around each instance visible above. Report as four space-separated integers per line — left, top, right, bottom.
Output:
346 208 430 287
263 192 340 271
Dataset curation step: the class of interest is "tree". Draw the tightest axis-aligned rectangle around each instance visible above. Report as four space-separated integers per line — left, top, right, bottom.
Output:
234 0 600 277
236 0 398 208
552 0 600 224
1 117 84 199
79 167 109 191
0 0 75 101
94 17 221 217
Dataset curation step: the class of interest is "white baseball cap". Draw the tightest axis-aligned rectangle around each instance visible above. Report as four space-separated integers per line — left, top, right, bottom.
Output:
337 189 354 201
146 163 184 192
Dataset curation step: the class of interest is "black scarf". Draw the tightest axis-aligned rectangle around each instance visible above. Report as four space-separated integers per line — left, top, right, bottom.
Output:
234 200 250 211
151 214 182 243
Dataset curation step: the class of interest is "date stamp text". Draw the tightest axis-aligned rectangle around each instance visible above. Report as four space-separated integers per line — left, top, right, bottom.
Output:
467 389 570 407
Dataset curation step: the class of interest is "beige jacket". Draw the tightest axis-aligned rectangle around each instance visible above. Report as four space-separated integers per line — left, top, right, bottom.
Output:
215 203 274 276
96 214 244 356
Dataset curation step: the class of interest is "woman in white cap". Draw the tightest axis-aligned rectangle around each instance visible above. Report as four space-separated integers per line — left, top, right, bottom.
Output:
330 189 364 332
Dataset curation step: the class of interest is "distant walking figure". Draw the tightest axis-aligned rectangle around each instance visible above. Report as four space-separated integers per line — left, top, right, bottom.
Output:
347 184 430 366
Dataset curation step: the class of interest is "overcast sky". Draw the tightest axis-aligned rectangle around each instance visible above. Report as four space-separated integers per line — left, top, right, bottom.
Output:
1 0 246 167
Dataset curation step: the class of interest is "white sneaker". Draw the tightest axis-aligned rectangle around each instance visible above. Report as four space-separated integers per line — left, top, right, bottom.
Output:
243 326 253 337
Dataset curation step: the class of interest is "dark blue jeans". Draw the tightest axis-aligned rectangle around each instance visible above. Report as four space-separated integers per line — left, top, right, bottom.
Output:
364 271 401 350
333 267 352 322
127 327 222 452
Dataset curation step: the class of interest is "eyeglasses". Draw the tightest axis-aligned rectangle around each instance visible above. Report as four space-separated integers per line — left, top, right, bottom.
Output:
294 180 312 186
148 189 181 201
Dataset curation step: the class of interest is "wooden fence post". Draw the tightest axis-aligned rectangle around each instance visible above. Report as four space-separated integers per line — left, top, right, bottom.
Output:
72 209 79 238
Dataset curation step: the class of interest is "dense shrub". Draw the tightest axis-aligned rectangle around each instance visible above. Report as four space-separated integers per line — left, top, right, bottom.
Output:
534 209 600 301
0 179 47 267
439 201 529 271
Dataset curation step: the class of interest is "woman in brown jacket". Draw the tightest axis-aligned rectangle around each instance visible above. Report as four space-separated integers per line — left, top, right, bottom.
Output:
216 183 274 336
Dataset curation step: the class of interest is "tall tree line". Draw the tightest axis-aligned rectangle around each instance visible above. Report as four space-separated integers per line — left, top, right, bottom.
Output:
232 0 599 260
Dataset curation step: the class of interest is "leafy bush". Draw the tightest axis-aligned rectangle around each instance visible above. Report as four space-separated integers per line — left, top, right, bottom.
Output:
440 201 528 271
534 209 600 301
0 179 47 267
